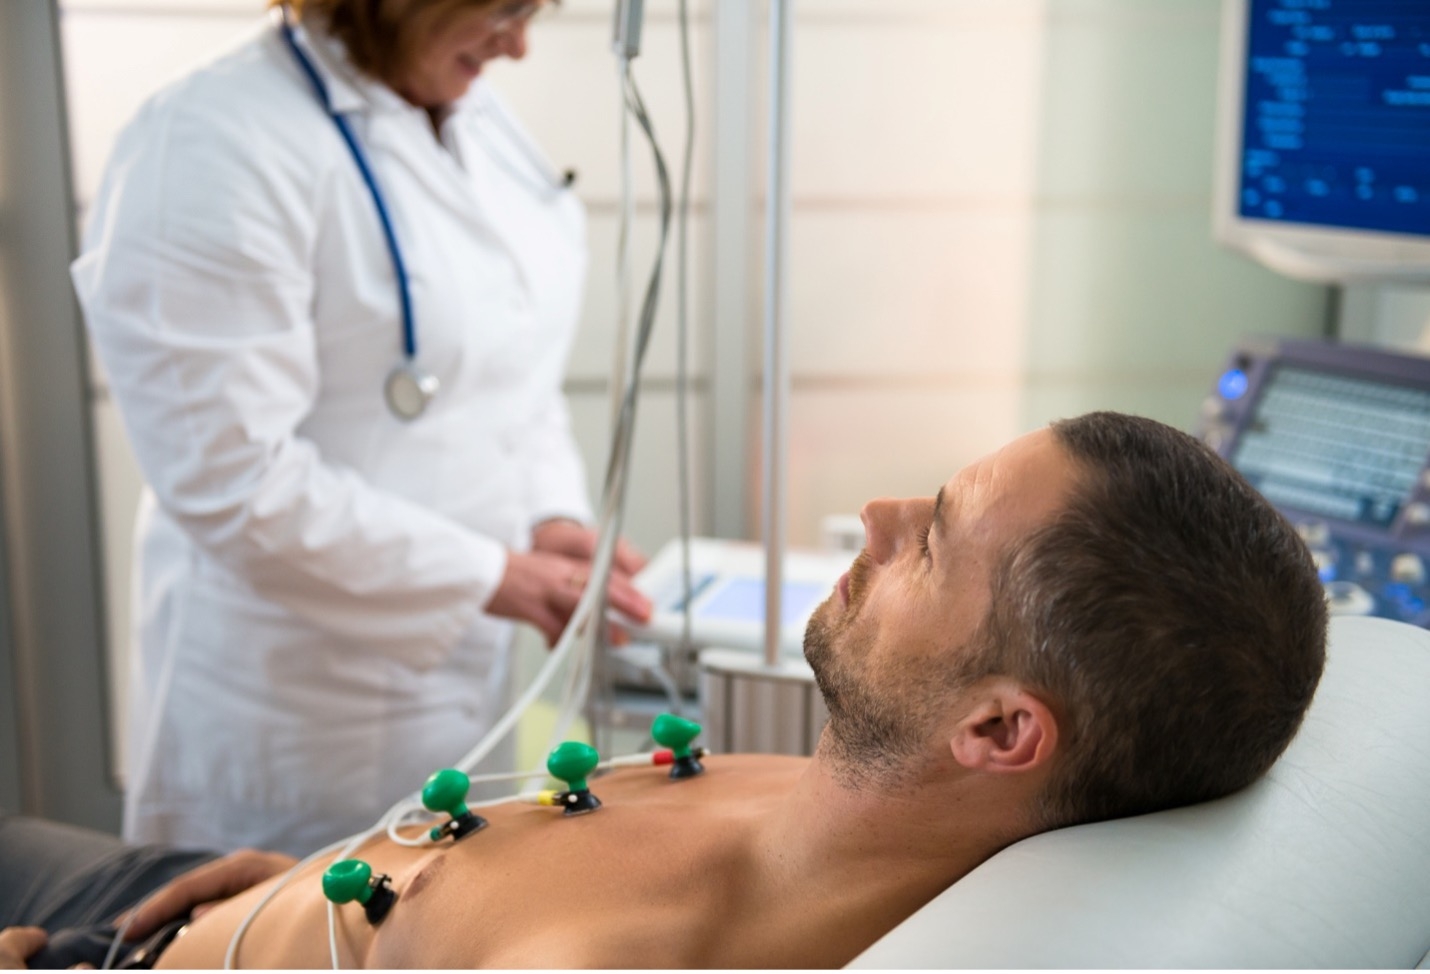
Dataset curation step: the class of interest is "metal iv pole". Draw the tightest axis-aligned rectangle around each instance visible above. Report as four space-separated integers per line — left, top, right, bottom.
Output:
698 0 823 758
762 0 793 668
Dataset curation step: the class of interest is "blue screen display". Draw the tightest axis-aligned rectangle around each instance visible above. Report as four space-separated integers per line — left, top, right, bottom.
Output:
696 578 830 625
1239 0 1430 238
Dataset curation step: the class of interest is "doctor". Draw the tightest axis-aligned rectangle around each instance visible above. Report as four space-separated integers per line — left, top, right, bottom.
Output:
72 0 651 857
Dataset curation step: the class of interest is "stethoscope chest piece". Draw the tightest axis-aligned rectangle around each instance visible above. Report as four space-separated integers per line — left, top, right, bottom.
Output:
385 364 440 421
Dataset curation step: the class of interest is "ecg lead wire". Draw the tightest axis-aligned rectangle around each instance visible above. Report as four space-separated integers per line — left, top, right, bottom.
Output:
674 0 697 671
214 9 682 969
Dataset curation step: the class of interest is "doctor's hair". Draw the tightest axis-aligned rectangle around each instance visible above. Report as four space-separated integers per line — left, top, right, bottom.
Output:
277 0 529 89
971 411 1327 832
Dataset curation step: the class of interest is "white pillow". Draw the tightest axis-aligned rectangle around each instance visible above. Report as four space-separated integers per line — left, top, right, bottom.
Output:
851 616 1430 969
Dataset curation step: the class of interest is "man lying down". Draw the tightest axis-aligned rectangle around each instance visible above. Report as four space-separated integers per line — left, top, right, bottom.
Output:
0 411 1327 969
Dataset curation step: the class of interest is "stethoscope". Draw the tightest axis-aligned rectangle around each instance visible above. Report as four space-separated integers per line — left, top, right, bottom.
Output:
278 11 574 421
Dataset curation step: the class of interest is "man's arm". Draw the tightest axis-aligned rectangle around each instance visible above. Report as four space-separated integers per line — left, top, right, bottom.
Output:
0 928 47 970
120 850 297 940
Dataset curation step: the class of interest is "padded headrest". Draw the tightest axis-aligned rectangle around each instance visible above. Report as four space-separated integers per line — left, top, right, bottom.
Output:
850 616 1430 968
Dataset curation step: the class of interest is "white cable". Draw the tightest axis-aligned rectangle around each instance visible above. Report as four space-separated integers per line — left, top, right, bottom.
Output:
372 755 554 850
552 636 591 741
612 55 634 433
674 0 696 665
228 21 677 974
100 903 139 970
520 619 594 794
385 810 434 848
326 901 340 969
378 45 664 816
443 558 604 777
222 835 353 969
591 55 639 758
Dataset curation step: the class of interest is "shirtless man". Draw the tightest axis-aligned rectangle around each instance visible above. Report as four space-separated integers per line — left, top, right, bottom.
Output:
3 412 1326 969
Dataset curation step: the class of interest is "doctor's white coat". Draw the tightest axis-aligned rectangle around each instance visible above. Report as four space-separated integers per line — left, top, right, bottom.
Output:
72 19 592 855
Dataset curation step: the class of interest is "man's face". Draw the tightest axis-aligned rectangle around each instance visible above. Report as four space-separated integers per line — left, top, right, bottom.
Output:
804 428 1082 780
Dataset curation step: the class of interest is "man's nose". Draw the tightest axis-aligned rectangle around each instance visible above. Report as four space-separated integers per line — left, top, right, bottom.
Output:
861 496 937 564
860 497 909 564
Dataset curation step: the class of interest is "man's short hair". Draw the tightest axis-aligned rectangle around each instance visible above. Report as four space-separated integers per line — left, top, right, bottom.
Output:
975 412 1327 831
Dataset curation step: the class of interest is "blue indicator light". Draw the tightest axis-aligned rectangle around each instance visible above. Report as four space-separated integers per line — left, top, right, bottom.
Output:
1219 369 1249 400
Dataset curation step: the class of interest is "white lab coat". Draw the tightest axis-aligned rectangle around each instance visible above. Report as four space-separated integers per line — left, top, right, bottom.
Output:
72 18 592 856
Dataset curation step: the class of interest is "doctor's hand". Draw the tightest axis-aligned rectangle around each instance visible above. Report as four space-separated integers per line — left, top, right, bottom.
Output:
531 519 647 577
116 849 298 942
489 548 652 647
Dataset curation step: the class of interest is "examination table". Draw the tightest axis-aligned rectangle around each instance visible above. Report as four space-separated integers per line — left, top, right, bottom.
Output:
853 614 1430 968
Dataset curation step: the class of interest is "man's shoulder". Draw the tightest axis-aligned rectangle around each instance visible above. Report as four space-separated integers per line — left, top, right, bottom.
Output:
688 752 809 777
592 752 808 807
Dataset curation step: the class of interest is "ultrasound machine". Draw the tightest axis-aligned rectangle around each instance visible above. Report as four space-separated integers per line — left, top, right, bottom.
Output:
1202 0 1430 625
1201 339 1430 625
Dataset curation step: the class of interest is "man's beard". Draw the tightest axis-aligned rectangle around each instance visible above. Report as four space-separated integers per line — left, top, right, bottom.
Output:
803 558 937 789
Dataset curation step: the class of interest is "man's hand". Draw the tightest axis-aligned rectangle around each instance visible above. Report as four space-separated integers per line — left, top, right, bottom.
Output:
0 927 46 970
118 850 297 941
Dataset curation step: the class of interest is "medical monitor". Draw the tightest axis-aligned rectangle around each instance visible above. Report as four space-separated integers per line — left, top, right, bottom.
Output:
1200 338 1430 626
1213 0 1430 282
625 537 853 657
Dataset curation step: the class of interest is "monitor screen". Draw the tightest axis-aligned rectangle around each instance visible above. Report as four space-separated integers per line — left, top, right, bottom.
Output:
1214 0 1430 280
1230 364 1430 526
696 578 830 625
1237 0 1430 239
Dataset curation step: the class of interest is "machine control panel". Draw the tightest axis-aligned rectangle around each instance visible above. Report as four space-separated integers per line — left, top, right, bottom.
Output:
1200 339 1430 627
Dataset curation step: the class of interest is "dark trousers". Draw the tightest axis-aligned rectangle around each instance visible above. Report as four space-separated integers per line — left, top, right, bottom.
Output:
0 816 219 967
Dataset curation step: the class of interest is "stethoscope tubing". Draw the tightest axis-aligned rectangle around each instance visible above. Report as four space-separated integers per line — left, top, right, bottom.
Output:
278 9 573 421
279 18 418 361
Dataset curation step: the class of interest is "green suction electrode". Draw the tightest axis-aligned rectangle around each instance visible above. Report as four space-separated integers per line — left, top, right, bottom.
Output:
546 741 602 815
652 713 706 779
322 859 396 925
422 767 487 842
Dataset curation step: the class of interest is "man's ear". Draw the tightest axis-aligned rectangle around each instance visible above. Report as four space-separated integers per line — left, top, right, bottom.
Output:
949 682 1059 774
